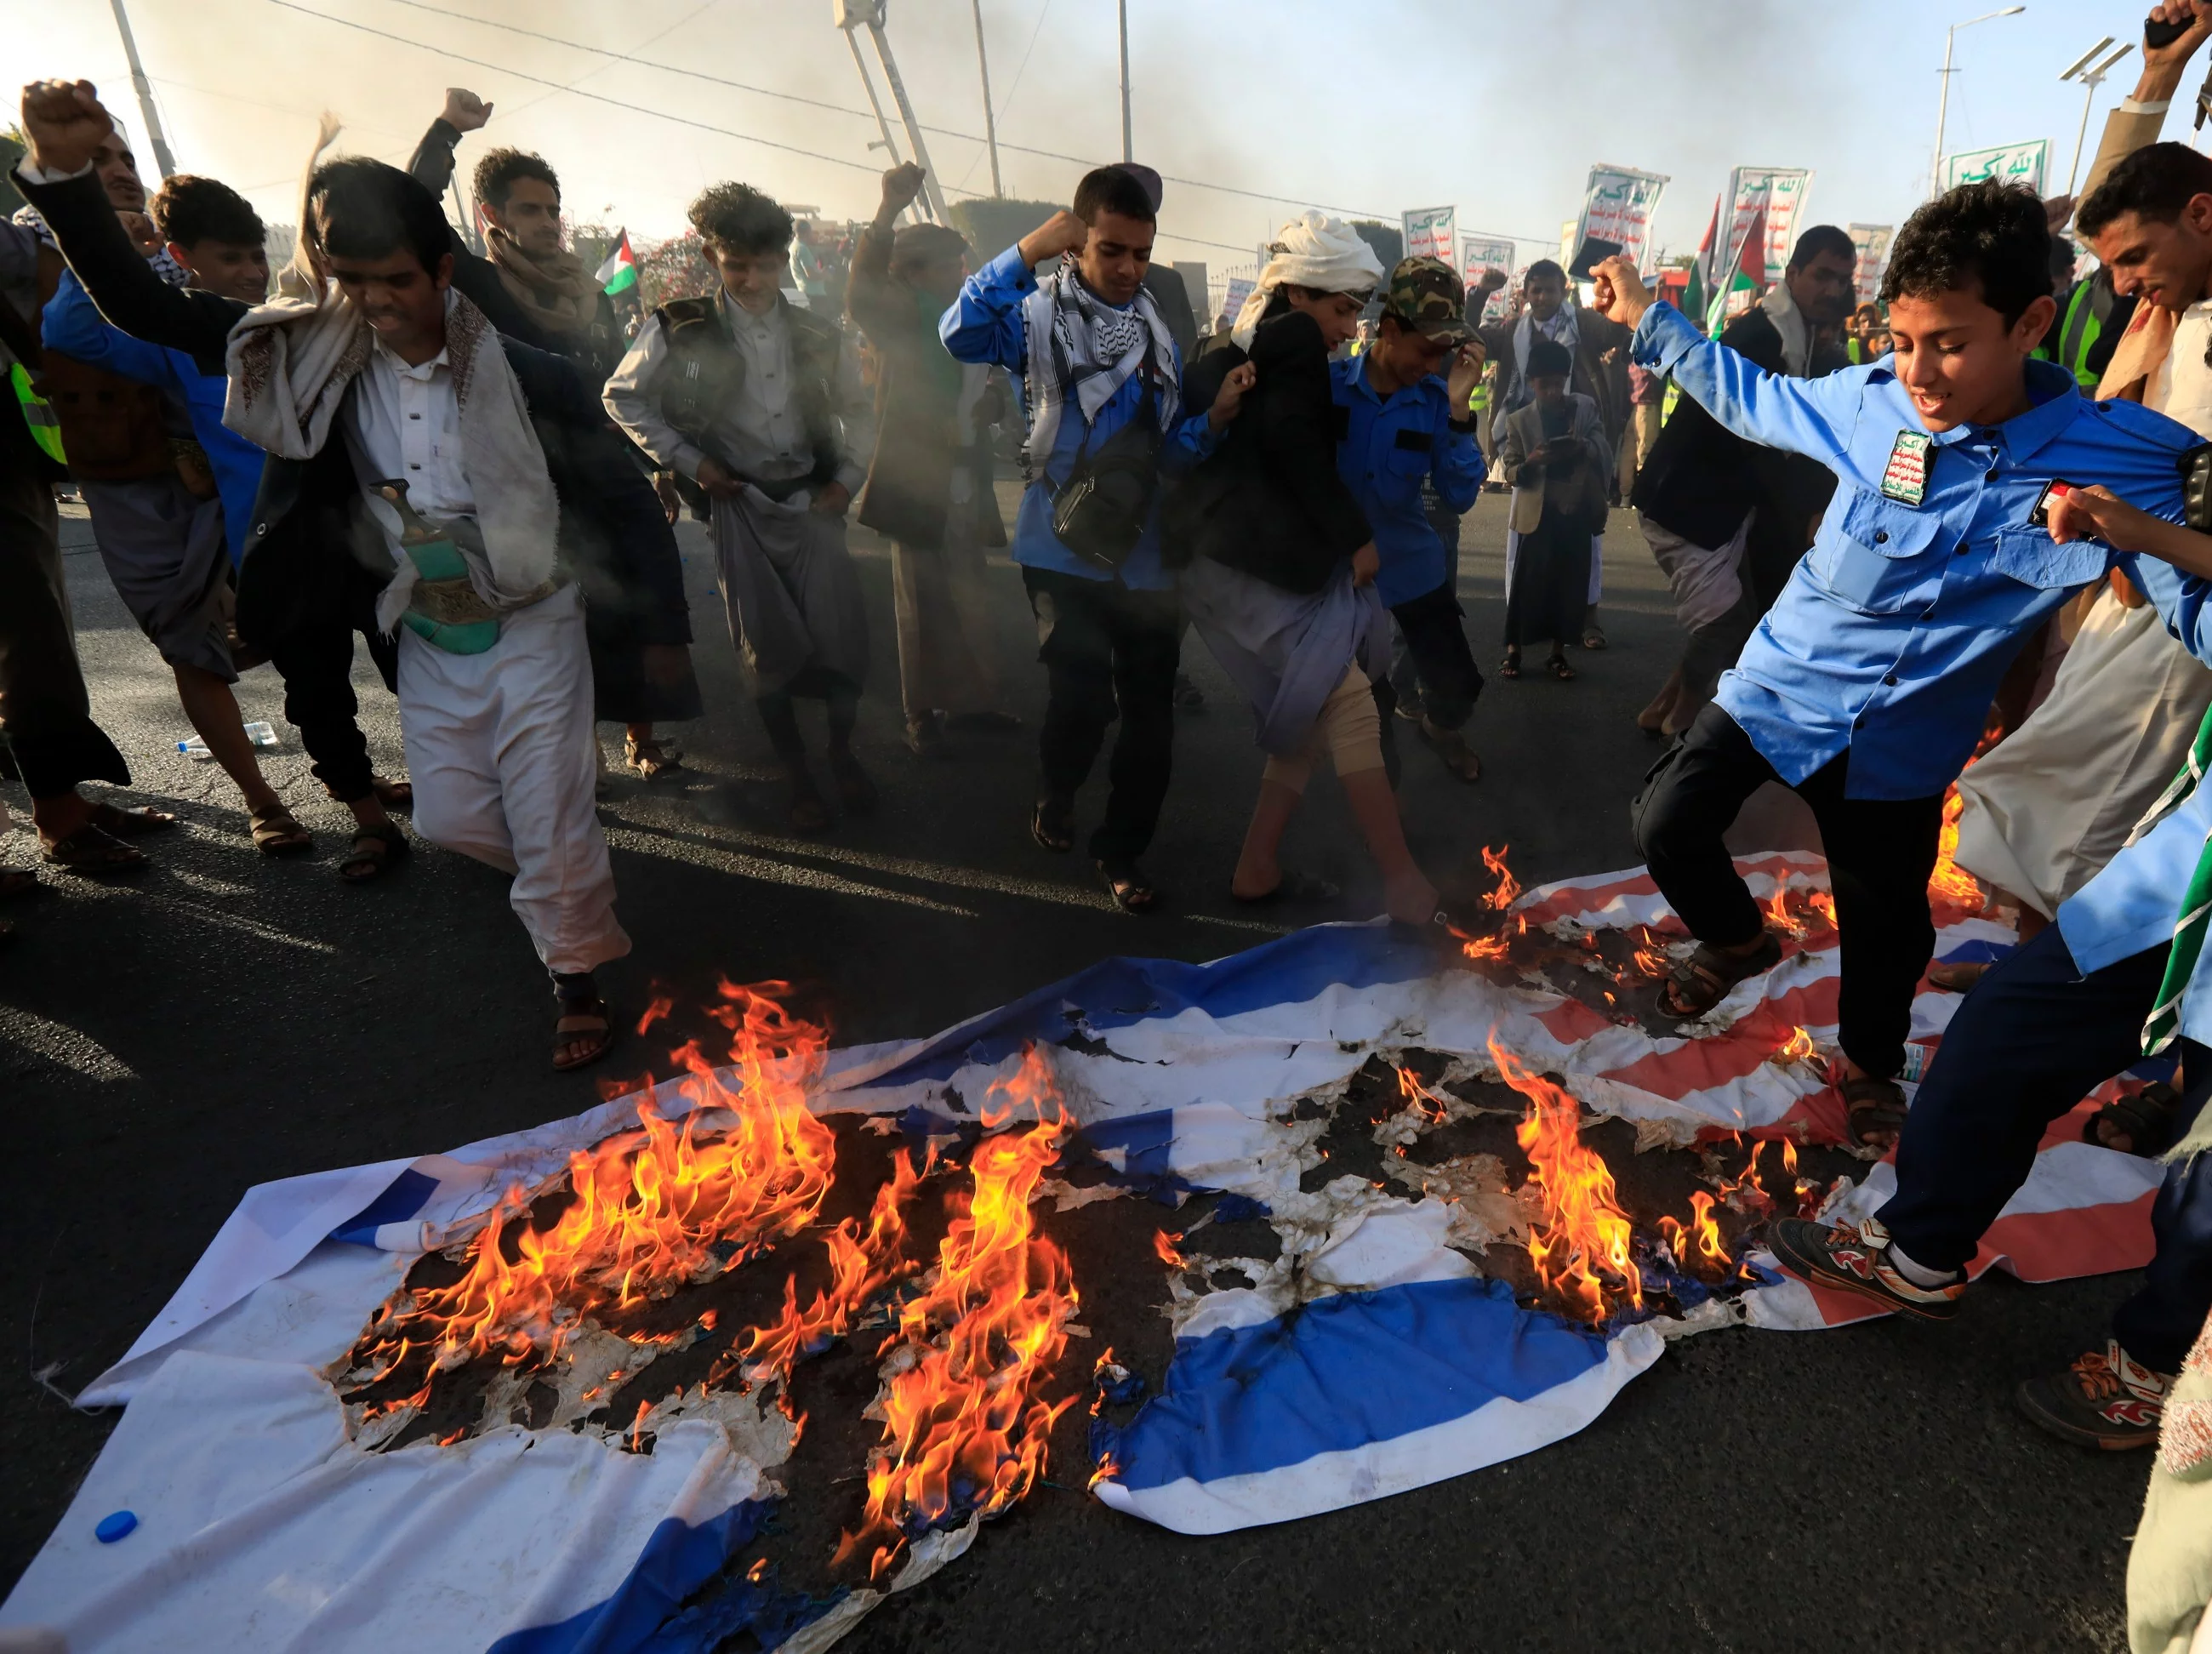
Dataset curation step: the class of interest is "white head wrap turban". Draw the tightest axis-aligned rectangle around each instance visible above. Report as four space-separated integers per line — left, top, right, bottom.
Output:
1230 210 1385 351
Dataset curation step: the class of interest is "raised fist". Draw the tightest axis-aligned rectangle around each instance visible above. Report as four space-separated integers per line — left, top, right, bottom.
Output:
20 79 116 177
442 88 493 134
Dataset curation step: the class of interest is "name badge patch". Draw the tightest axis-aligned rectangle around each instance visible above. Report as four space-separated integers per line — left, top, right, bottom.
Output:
1881 431 1932 506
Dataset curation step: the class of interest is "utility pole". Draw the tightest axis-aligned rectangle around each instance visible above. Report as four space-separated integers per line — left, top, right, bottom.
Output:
2061 37 2134 196
1118 0 1132 163
972 0 1004 197
845 29 905 170
1931 8 2027 198
106 0 177 180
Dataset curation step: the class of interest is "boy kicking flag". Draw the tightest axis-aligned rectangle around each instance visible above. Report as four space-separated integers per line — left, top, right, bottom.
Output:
1588 181 2212 1152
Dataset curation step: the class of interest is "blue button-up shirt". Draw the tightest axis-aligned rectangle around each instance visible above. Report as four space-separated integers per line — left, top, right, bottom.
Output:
1633 299 2212 799
1331 355 1485 608
2059 779 2212 1047
938 245 1213 592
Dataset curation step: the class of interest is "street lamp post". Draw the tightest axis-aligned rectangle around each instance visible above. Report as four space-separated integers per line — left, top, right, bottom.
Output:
2061 37 2135 196
1930 6 2027 198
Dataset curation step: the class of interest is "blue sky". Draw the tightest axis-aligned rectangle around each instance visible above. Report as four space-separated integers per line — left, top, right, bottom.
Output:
10 0 2200 275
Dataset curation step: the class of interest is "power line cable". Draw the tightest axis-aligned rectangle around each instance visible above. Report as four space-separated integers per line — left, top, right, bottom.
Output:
360 0 1412 223
259 0 1263 254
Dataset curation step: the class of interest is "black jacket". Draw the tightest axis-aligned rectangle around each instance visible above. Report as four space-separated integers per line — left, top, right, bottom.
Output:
17 165 687 662
408 118 629 390
1166 309 1371 594
1631 305 1845 594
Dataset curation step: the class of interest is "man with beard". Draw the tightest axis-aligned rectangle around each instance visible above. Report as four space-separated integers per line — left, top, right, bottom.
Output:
412 89 701 782
1629 225 1856 738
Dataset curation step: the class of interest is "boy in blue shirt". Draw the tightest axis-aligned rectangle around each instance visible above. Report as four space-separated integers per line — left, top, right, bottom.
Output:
1588 180 2212 1151
41 173 407 875
1331 256 1490 784
939 168 1248 912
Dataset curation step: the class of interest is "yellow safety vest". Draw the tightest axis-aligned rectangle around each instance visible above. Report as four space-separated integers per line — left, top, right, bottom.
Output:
9 359 64 465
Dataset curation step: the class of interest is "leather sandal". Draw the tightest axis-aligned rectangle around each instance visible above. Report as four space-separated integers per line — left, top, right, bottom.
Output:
248 802 314 857
1032 796 1075 854
41 824 146 875
2084 1080 2183 1157
338 819 409 884
553 978 616 1071
1098 858 1160 914
86 801 178 837
1657 933 1782 1018
1839 1070 1909 1152
624 735 684 781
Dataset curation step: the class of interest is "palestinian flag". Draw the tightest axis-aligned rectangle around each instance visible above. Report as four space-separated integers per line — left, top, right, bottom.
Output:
1707 202 1764 337
594 231 638 298
1680 196 1719 328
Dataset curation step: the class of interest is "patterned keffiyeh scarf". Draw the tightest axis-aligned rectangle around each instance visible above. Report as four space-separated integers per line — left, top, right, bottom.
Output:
2134 704 2212 1056
1018 261 1179 472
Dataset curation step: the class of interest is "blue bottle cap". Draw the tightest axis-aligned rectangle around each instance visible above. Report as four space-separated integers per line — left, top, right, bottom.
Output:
94 1510 138 1543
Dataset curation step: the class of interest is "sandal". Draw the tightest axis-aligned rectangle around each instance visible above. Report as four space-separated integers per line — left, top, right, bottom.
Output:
1927 958 1990 994
329 776 414 811
1032 796 1075 854
830 753 879 817
1418 718 1482 782
41 824 147 875
1839 1070 1909 1152
624 735 684 781
2084 1080 2183 1156
1657 932 1783 1018
338 819 409 884
248 802 314 858
1547 653 1576 682
1232 867 1340 906
1499 653 1522 681
87 801 178 837
1097 858 1160 915
1581 619 1608 651
552 977 616 1072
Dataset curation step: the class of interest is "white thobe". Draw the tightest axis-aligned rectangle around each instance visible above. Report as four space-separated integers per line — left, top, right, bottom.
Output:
345 335 628 976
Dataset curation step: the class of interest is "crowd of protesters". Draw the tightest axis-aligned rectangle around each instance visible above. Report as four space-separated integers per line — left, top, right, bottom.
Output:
15 8 2212 1637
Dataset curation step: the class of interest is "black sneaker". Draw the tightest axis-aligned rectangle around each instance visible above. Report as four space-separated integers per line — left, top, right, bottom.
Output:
1766 1215 1965 1320
2015 1339 2172 1450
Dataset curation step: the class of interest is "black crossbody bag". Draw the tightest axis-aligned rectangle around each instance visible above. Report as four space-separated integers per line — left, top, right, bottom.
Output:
1048 343 1166 572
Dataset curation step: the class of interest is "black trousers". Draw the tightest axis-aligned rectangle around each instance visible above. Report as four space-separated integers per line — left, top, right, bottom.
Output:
1878 926 2212 1373
262 604 396 807
1022 567 1180 864
0 418 129 799
1631 704 1944 1079
1376 580 1485 787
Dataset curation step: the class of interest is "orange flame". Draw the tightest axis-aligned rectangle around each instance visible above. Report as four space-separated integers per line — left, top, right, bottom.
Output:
733 1148 926 1386
1480 845 1522 911
1927 786 1985 914
839 1046 1080 1582
636 995 675 1037
1763 884 1797 933
1660 1192 1729 1275
1490 1035 1642 1322
1395 1064 1453 1123
1152 1229 1188 1270
1775 1026 1817 1064
350 984 835 1412
1627 924 1672 980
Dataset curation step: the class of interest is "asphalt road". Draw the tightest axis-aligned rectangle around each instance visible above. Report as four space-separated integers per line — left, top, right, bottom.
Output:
1 490 2147 1652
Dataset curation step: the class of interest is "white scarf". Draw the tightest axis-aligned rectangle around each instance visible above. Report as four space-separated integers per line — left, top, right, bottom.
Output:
1231 210 1383 351
1020 261 1180 471
1759 282 1813 377
223 282 561 628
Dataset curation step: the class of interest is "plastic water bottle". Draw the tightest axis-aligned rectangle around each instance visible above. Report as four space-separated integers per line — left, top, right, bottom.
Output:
177 735 213 761
243 721 279 750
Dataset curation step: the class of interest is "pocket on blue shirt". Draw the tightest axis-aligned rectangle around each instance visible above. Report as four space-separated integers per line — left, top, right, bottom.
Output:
1809 488 1943 614
1987 525 2107 590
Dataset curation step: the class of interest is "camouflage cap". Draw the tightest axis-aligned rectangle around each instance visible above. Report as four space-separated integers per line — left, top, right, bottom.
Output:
1384 255 1472 343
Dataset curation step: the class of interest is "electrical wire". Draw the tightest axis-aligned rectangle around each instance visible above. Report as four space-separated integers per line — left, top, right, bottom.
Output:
353 0 1409 222
258 0 1265 254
